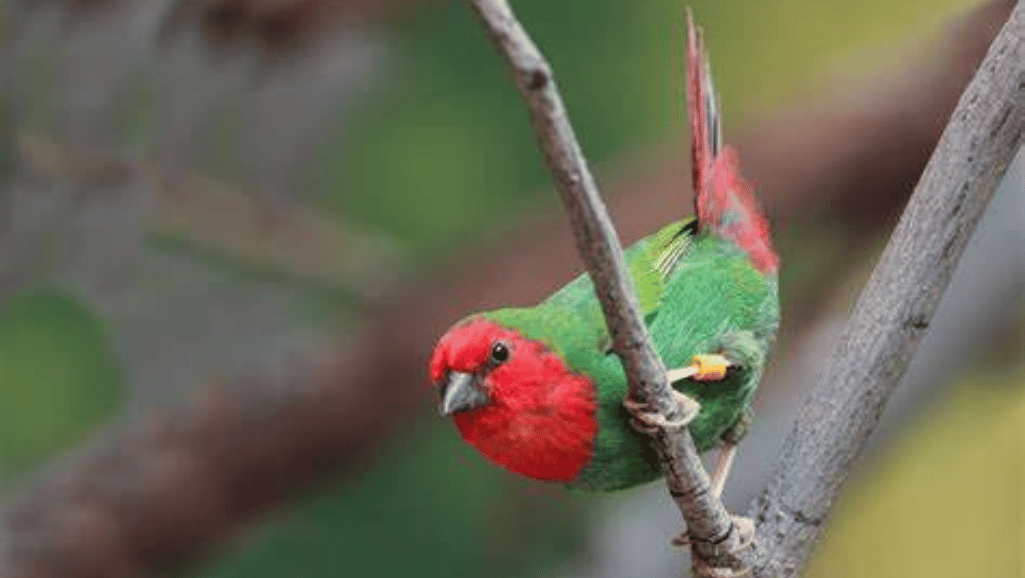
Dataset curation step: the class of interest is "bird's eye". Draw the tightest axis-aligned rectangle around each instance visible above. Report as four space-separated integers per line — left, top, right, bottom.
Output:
489 341 510 364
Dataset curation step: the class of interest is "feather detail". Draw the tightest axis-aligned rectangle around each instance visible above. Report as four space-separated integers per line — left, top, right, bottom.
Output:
686 10 779 275
653 221 695 280
702 148 779 274
686 8 720 206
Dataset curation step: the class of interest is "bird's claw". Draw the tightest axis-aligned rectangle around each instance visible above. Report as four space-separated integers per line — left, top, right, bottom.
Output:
675 516 757 578
624 391 700 434
672 516 753 548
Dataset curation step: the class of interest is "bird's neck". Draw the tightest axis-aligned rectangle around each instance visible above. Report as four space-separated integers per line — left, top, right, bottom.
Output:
453 361 598 483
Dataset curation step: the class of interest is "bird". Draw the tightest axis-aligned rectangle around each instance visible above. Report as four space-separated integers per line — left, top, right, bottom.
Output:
428 10 778 496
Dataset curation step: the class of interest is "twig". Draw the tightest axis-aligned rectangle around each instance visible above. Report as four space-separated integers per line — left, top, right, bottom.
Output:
747 3 1024 577
463 0 751 573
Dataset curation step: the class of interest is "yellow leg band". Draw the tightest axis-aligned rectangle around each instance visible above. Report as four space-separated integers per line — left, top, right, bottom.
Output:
690 353 730 381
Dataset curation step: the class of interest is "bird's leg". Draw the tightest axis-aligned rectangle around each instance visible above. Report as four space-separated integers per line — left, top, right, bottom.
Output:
709 441 737 500
672 414 754 550
629 353 735 442
666 353 735 383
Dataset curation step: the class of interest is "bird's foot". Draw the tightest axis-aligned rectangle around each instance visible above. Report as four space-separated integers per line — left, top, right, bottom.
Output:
624 391 700 434
671 516 755 549
671 531 691 548
677 516 757 578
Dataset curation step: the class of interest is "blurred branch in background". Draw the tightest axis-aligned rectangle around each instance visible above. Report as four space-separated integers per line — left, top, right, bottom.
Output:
18 135 405 300
158 0 400 222
0 335 408 577
2 0 411 421
0 0 1018 577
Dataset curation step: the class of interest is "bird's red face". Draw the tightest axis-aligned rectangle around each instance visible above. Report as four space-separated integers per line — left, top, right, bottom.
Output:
429 317 516 410
428 317 597 482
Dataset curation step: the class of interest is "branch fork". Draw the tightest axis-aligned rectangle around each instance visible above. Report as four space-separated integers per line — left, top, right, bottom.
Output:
464 0 757 574
464 0 1023 576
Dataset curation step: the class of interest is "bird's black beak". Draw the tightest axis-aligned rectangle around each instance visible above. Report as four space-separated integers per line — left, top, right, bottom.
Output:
438 371 490 416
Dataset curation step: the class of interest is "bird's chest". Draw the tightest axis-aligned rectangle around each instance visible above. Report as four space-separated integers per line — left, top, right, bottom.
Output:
454 379 598 483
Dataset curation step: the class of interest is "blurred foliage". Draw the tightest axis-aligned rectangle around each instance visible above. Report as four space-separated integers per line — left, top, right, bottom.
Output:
806 368 1024 578
331 0 974 260
195 419 589 578
0 287 122 488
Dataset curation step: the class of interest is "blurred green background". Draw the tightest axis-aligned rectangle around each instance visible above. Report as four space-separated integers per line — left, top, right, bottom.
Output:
1 0 1020 577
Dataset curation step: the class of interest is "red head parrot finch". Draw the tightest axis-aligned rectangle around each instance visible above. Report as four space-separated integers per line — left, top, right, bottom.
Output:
429 13 779 493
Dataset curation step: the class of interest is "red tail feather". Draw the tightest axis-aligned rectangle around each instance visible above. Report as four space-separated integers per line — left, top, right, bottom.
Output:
686 12 708 202
686 10 778 275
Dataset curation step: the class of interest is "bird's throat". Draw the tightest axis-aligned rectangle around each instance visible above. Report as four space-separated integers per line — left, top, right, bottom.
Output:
452 348 598 483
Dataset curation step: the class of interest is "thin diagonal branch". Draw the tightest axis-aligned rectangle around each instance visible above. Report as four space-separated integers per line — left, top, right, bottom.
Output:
748 2 1024 577
464 0 751 574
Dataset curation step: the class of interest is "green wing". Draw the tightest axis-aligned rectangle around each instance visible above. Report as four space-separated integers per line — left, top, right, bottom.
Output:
631 219 696 320
488 219 694 361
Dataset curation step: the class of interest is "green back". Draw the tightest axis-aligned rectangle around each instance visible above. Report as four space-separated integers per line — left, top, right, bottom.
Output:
486 220 779 491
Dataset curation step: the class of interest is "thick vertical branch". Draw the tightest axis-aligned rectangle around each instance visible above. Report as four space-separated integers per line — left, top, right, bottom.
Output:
463 0 750 573
749 3 1024 576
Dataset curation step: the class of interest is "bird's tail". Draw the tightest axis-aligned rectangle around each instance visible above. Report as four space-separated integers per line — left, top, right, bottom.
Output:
686 10 778 275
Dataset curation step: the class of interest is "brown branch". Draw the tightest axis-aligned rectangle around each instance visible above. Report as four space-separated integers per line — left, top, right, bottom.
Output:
463 0 751 574
161 0 426 56
747 2 1024 576
0 333 412 578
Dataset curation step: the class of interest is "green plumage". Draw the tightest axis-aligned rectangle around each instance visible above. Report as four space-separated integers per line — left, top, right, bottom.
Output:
486 220 779 491
436 13 780 492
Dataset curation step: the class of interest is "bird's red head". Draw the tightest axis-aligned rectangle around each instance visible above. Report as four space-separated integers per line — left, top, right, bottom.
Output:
428 317 598 482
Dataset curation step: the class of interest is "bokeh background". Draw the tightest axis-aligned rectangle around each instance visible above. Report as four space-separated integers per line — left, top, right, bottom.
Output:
0 0 1021 577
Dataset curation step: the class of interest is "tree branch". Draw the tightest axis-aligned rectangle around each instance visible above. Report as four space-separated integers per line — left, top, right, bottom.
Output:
463 0 751 573
748 2 1024 576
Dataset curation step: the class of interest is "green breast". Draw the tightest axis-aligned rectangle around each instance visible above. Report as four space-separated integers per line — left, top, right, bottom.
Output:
489 226 779 492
